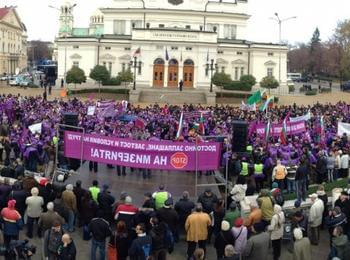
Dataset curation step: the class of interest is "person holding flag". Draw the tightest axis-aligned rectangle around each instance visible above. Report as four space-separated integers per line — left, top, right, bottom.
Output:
280 113 290 145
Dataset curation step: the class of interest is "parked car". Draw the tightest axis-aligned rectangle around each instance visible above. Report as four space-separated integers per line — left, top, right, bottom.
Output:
341 81 350 91
296 76 311 83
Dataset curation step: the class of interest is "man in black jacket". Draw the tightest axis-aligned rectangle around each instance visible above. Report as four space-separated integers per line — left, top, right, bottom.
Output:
197 188 218 214
149 217 167 259
175 191 195 230
73 180 86 227
335 191 350 236
316 151 327 184
157 198 179 242
295 160 308 202
129 223 152 260
88 211 112 260
97 184 115 223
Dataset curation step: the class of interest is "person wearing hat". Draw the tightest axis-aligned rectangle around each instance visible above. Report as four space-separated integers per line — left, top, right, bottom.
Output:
157 197 179 242
325 206 347 240
309 193 324 245
1 199 23 247
224 201 241 228
152 184 172 210
62 184 77 232
330 226 349 260
214 220 234 259
231 217 247 258
243 219 269 260
267 204 285 260
142 192 155 210
97 184 115 224
185 203 211 259
292 227 311 260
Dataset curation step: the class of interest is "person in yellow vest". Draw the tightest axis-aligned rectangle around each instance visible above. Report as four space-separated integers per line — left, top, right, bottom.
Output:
240 161 249 177
254 162 265 192
89 180 100 203
272 160 287 191
152 184 172 210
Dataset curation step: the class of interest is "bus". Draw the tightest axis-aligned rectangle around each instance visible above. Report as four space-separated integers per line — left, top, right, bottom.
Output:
287 73 302 81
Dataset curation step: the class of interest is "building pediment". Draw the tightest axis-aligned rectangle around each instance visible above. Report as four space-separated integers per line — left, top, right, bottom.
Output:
118 54 131 61
231 59 246 65
216 58 228 65
70 53 82 59
100 53 116 61
264 60 276 66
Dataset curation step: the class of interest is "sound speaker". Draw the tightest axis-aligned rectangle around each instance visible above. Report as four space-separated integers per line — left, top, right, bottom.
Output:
232 120 248 153
63 112 78 126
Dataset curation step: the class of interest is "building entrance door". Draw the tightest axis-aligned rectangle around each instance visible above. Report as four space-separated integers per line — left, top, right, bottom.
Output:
168 59 178 88
183 59 194 88
153 58 165 87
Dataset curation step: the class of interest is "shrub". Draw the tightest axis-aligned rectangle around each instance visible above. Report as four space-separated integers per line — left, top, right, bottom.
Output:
288 85 295 92
102 77 121 86
66 66 86 87
212 72 232 88
320 87 331 93
90 65 110 84
240 75 256 88
69 88 129 95
305 89 317 95
223 81 252 91
260 76 279 89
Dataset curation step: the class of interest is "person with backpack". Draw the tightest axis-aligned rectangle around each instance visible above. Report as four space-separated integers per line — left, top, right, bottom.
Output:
88 211 112 260
43 220 64 260
128 223 152 260
214 220 234 259
270 182 285 207
149 217 167 260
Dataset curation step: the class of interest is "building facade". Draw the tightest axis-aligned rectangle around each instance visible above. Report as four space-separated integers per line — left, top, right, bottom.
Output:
0 7 27 75
56 0 288 91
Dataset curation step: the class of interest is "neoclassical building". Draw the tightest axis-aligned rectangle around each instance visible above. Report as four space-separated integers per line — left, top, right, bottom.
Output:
0 6 27 75
56 0 287 91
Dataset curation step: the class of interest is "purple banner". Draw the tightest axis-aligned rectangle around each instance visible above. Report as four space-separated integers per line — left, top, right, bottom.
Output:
254 121 306 137
64 131 221 171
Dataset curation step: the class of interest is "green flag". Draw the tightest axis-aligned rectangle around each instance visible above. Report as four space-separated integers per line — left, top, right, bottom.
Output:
247 90 261 105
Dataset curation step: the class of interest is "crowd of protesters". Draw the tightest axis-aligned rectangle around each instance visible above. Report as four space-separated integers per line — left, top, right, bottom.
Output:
0 94 348 258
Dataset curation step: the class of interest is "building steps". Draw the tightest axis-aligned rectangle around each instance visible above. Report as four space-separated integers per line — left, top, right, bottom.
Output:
138 88 207 104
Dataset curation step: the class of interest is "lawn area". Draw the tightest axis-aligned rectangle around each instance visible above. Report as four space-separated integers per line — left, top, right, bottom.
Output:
284 178 349 201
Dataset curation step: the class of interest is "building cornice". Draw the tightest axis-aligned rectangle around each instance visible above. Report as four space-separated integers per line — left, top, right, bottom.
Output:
100 8 250 19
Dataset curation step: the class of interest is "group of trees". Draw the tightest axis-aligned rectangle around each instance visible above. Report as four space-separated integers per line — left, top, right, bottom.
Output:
288 19 350 80
211 72 257 91
66 65 133 88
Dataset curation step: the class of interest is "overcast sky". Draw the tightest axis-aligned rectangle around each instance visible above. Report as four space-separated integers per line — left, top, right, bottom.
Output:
3 0 349 44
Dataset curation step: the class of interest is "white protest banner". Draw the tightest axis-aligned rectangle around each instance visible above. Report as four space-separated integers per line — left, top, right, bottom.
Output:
28 123 42 134
87 106 96 116
337 121 350 136
289 110 311 122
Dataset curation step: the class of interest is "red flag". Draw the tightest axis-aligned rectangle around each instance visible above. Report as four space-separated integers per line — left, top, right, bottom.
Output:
279 112 290 145
135 117 145 129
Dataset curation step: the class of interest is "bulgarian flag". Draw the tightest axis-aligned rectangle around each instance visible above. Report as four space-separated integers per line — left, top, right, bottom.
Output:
176 111 184 139
260 96 274 112
280 113 290 145
265 119 271 143
194 112 205 135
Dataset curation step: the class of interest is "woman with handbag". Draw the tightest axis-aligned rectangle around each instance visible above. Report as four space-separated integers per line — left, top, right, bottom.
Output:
108 220 131 260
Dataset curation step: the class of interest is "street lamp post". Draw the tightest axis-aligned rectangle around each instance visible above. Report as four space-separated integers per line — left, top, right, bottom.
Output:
270 13 296 93
49 4 77 88
207 58 217 92
130 56 141 90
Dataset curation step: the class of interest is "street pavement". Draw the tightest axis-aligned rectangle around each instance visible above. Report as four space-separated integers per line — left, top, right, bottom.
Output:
20 162 331 260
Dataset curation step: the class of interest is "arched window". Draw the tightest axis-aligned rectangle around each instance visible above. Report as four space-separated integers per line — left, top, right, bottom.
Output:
169 59 178 65
184 59 194 65
154 58 165 65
